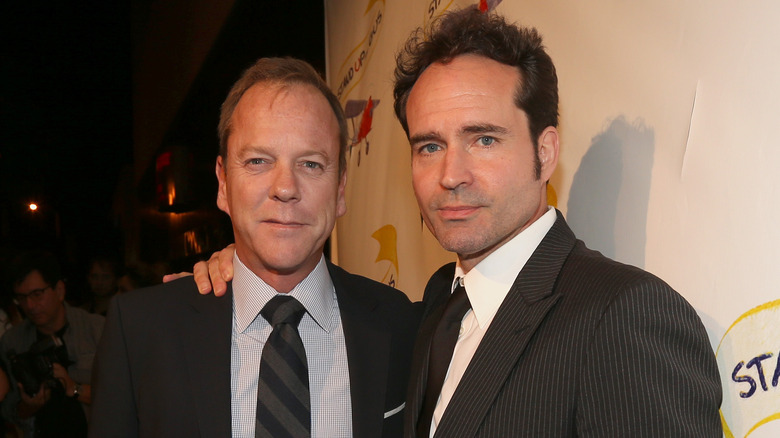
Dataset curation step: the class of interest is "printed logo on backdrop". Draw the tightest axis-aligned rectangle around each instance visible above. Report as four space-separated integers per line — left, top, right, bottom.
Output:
344 97 379 166
424 0 454 24
371 224 398 287
425 0 503 24
716 299 780 437
335 0 384 102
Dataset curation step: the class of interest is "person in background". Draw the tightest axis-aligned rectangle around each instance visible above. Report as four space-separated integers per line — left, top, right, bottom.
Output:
81 257 118 316
0 250 103 438
115 263 155 294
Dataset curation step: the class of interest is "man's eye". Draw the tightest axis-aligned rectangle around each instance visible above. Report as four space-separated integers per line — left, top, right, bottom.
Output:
247 158 266 165
303 161 322 169
420 144 440 154
478 136 495 146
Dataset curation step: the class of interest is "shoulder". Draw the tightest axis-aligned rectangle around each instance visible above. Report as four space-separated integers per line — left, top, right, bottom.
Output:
103 276 212 330
114 276 202 309
65 303 105 325
327 262 422 327
562 240 669 291
558 240 699 320
328 262 414 306
422 263 455 301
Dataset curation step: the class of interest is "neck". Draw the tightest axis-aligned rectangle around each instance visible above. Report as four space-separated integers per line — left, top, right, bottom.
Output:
260 272 308 294
458 203 550 273
236 249 322 294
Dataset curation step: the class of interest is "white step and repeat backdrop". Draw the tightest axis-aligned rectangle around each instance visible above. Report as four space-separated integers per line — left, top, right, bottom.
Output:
324 1 779 436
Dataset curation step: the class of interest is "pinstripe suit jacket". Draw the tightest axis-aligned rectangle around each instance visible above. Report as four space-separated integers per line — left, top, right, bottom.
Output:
405 211 722 437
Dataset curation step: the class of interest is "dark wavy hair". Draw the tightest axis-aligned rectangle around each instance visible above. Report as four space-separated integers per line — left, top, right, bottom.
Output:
10 250 62 289
218 57 348 175
393 7 558 176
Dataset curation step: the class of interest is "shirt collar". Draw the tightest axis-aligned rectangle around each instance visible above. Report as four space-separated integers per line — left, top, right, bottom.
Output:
232 253 335 333
455 206 556 328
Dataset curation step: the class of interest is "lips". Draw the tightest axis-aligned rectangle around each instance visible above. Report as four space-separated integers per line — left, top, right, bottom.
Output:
265 219 302 225
437 205 480 220
261 218 307 230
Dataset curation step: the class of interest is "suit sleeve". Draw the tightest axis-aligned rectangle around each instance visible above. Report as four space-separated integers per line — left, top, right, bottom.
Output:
89 295 138 438
577 278 722 437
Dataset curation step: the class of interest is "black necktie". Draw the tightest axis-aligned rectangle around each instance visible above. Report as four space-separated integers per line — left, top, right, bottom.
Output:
417 278 471 438
255 295 310 438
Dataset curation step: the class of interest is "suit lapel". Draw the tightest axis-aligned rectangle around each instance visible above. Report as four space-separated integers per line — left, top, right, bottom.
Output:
435 212 577 436
329 262 391 438
180 284 234 437
405 263 456 435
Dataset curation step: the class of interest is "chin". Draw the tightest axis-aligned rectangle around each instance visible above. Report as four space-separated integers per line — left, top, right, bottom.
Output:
263 251 318 272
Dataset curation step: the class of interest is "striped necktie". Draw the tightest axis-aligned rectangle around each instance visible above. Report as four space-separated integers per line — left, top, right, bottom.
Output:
256 295 310 437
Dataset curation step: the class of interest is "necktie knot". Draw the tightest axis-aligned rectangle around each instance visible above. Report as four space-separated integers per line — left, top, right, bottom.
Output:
261 295 306 327
444 279 471 324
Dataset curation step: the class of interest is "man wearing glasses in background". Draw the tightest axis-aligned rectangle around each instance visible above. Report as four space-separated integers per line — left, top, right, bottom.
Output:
0 250 104 438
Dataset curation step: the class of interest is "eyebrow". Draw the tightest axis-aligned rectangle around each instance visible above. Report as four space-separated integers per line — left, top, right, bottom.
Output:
461 123 509 136
234 144 270 157
409 123 509 146
408 132 443 146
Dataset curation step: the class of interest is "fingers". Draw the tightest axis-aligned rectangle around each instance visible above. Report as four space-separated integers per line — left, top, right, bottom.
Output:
51 363 73 392
52 365 67 389
19 382 48 406
193 261 213 295
214 244 236 297
162 272 193 283
194 244 236 296
18 383 32 402
209 252 228 297
51 363 65 378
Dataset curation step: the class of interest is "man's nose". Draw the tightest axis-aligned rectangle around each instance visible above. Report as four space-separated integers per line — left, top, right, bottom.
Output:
269 164 301 202
440 147 473 190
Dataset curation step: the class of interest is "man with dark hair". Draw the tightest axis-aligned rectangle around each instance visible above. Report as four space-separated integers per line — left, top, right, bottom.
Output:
394 8 721 437
0 250 104 438
90 57 420 437
192 7 722 438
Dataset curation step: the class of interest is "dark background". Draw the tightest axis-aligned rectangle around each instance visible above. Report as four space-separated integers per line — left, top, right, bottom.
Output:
1 0 326 296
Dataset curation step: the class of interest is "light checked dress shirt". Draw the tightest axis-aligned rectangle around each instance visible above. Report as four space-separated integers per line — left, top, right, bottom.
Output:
231 254 352 437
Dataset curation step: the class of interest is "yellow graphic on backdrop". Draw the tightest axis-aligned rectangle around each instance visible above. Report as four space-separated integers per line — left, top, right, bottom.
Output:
364 0 383 14
547 184 558 208
716 299 780 437
371 224 398 287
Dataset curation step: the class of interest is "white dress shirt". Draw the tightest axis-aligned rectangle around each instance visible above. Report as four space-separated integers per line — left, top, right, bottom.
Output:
231 254 353 437
430 207 557 436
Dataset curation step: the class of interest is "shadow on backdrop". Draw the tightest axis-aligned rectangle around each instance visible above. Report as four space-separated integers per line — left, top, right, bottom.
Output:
566 116 654 268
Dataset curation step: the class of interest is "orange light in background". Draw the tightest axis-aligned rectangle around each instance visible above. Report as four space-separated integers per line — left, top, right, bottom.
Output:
28 203 38 212
167 183 176 206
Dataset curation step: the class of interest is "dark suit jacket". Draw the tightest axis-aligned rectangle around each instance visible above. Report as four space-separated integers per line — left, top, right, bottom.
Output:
90 261 421 437
405 211 722 437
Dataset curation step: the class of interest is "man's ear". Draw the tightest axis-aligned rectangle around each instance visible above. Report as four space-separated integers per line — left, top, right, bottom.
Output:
54 280 66 302
537 126 560 182
216 156 230 216
336 168 347 218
